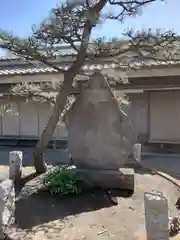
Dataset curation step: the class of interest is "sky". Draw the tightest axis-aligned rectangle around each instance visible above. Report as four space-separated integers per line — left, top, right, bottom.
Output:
0 0 179 55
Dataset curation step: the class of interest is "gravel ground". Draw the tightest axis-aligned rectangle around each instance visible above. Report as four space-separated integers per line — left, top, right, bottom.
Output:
4 166 179 240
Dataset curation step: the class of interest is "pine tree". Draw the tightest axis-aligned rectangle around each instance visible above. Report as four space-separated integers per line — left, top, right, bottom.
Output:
0 0 179 173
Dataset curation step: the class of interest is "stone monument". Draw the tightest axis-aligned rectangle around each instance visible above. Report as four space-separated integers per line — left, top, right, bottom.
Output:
66 71 135 190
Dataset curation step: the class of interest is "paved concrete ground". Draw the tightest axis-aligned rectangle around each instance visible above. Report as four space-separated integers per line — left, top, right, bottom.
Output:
141 154 180 180
0 147 70 166
0 147 180 180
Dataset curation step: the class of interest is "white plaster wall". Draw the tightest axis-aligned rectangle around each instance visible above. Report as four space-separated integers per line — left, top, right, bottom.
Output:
2 103 19 136
38 102 52 137
128 92 149 142
19 102 38 136
0 101 67 139
0 101 40 137
38 103 68 139
55 121 68 138
149 91 180 142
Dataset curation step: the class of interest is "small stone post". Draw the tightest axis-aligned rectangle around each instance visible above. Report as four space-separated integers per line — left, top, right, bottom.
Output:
9 151 23 182
133 143 141 163
144 191 169 240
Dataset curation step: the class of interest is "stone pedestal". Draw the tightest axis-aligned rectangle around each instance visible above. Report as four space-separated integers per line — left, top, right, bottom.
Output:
144 191 169 240
0 180 15 239
9 151 23 182
77 168 134 190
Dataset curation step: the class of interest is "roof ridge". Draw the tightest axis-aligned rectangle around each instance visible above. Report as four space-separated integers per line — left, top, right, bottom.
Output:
0 60 179 76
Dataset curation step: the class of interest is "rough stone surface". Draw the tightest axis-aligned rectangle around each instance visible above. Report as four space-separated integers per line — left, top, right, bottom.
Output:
77 168 134 190
67 72 134 169
0 179 15 238
144 191 169 240
9 151 23 181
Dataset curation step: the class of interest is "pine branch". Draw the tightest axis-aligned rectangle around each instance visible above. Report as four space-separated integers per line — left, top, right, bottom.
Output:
108 0 160 20
0 34 65 73
0 0 180 105
10 83 56 104
0 0 167 69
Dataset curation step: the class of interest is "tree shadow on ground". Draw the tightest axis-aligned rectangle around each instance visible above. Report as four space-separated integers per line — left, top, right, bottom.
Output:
20 172 40 184
15 187 131 230
14 172 40 196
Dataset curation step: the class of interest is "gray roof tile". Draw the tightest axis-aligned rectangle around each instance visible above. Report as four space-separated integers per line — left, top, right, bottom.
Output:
0 63 121 76
0 57 179 76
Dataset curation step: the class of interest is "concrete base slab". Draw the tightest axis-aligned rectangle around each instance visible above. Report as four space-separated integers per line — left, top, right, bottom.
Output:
77 168 134 190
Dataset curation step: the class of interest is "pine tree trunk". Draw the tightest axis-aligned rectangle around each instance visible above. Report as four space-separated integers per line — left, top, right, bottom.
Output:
33 0 107 173
33 73 73 173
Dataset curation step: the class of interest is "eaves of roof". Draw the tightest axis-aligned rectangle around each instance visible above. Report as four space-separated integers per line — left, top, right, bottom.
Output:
0 63 119 76
0 60 179 77
0 51 180 76
0 52 76 62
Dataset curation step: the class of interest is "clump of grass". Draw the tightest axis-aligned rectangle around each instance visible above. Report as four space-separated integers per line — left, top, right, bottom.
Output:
43 166 92 196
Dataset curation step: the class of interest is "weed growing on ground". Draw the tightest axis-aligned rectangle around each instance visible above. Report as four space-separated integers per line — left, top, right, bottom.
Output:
43 166 92 196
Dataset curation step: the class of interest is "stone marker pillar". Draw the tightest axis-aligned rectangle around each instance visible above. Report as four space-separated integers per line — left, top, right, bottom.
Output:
144 191 169 240
133 143 141 163
9 151 23 182
0 180 15 239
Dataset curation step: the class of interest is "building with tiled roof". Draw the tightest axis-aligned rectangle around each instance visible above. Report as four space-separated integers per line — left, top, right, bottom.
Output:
0 49 180 149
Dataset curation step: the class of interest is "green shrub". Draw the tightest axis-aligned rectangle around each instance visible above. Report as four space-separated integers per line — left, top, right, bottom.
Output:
43 166 92 196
